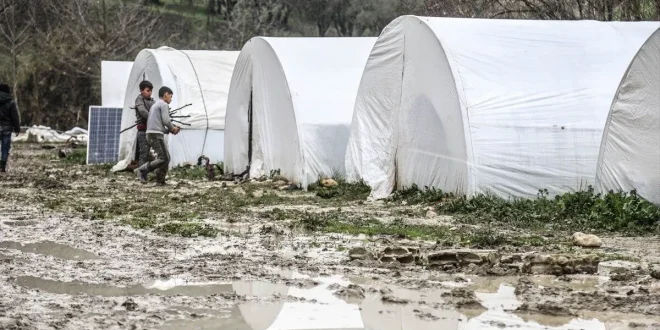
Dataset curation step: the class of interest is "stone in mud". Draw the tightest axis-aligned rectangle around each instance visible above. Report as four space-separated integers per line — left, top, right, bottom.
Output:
517 302 575 316
250 189 264 198
334 284 366 300
426 210 438 218
523 253 599 275
383 247 410 256
396 255 415 264
121 298 138 311
428 249 495 269
273 180 288 187
650 266 660 280
381 294 410 304
428 251 458 267
320 178 338 188
501 254 523 264
380 256 396 263
610 269 635 282
348 247 374 261
572 232 602 248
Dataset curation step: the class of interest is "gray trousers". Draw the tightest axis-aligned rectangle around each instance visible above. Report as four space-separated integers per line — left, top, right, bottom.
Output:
146 133 170 183
136 131 150 167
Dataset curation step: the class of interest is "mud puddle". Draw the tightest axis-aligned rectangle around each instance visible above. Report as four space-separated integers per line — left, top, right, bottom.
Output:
0 240 99 260
2 220 39 226
14 276 240 297
154 273 655 330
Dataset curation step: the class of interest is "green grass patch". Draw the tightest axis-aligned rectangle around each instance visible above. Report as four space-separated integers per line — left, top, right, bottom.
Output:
387 184 449 205
169 166 208 180
439 187 660 234
155 222 218 238
308 177 371 201
62 148 87 165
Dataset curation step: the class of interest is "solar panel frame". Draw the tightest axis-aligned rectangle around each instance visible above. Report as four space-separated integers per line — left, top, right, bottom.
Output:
87 106 123 165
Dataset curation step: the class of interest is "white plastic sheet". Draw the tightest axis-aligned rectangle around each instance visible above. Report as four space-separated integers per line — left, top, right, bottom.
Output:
345 16 660 200
13 125 88 143
224 37 377 188
112 47 239 172
101 61 133 108
596 29 660 205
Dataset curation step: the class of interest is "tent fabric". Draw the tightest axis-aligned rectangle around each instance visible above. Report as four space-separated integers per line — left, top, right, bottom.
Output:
596 28 660 205
101 61 133 108
112 47 239 172
224 37 377 188
345 16 660 200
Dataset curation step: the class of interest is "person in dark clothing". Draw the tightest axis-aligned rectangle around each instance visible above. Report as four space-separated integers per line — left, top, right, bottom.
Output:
0 84 20 172
135 80 155 168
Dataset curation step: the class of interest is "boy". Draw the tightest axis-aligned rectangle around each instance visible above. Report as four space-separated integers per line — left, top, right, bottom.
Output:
136 86 180 185
135 80 155 168
0 84 20 172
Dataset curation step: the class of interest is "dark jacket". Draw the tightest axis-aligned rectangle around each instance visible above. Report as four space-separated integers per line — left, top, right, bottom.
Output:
135 94 155 131
0 91 20 133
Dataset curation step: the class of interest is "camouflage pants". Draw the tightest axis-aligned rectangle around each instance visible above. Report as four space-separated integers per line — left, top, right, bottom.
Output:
136 131 150 167
146 133 170 183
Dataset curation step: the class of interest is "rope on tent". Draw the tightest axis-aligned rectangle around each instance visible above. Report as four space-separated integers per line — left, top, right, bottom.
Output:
177 49 210 156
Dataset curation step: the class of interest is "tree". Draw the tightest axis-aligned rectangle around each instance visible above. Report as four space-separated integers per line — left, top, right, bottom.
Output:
0 0 35 105
27 0 163 128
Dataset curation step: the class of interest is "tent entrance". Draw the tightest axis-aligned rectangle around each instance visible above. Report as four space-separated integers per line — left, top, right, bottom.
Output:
247 90 253 176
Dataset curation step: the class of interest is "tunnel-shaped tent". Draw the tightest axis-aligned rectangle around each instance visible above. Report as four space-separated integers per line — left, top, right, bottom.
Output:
112 47 239 172
224 37 377 188
345 16 660 200
596 28 660 205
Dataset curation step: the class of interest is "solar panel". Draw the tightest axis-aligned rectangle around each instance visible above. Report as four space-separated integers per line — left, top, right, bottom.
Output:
87 106 123 165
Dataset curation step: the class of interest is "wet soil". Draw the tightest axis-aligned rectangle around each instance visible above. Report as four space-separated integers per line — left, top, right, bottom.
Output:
1 143 659 329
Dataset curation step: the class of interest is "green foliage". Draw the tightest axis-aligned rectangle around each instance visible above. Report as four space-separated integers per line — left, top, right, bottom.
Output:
62 149 87 165
169 165 208 180
439 187 660 234
155 222 218 238
308 177 371 201
387 184 449 205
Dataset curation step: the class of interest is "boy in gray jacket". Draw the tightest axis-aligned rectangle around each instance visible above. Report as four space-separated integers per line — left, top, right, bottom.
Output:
136 86 180 185
134 81 155 167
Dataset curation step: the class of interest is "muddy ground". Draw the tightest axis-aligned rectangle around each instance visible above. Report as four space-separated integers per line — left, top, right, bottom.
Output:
1 143 659 330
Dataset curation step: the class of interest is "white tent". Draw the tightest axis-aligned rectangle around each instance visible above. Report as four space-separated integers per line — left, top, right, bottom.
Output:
224 37 377 188
596 28 660 205
345 16 660 200
101 61 133 108
112 47 239 172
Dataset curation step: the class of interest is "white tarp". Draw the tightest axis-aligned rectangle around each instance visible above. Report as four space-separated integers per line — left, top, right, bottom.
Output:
13 125 88 143
112 47 239 172
224 37 377 188
596 28 660 205
101 61 133 108
345 16 660 200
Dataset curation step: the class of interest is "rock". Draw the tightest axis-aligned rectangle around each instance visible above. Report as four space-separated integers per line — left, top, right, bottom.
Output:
274 180 288 187
320 178 338 188
250 189 264 198
650 267 660 280
348 247 373 261
382 247 410 256
426 210 438 218
381 295 410 304
121 298 138 311
572 232 602 248
333 284 365 300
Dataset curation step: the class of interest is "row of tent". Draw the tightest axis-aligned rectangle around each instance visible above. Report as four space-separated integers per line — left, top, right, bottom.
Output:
103 16 659 205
